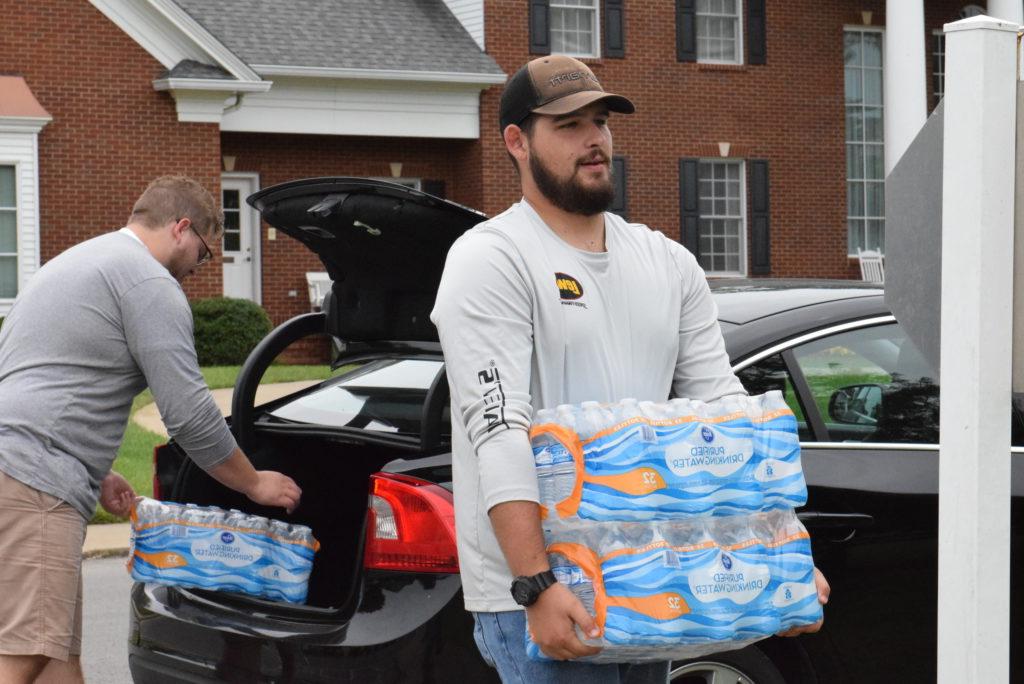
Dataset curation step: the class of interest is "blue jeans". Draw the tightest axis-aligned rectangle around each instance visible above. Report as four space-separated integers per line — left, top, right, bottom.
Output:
472 611 669 684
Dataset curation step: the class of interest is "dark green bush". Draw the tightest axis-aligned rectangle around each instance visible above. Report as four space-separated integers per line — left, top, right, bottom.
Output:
191 297 272 365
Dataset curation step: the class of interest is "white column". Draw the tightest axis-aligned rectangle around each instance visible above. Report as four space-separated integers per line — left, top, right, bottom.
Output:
938 15 1017 684
987 0 1024 23
884 0 927 175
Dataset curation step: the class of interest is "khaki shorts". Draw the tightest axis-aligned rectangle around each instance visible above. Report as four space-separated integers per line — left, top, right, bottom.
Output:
0 470 86 661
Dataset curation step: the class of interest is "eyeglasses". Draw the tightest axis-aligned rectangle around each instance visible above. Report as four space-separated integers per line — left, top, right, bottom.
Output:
190 224 213 266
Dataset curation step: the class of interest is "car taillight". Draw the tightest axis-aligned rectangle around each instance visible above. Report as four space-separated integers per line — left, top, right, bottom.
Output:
364 473 458 574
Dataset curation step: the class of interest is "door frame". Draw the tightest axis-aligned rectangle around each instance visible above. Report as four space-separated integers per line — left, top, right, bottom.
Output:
220 172 262 305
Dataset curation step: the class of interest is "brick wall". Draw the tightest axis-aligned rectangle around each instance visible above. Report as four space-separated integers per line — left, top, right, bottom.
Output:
478 0 965 280
0 0 223 299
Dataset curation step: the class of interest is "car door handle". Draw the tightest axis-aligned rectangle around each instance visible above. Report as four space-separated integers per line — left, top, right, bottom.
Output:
797 511 874 530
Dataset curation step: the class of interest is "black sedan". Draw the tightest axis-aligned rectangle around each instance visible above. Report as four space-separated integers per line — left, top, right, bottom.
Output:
128 178 1024 683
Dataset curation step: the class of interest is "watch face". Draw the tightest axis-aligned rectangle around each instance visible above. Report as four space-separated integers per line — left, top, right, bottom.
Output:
511 579 535 606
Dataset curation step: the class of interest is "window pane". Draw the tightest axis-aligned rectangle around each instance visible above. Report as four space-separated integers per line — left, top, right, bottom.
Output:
865 144 884 179
848 219 864 253
844 69 862 105
863 33 883 67
847 144 864 178
847 181 865 217
844 32 862 67
0 211 16 253
865 181 884 217
0 256 16 298
222 190 240 210
0 166 14 207
223 211 240 231
864 107 884 143
792 324 938 444
863 69 883 105
845 108 863 142
223 231 240 252
734 354 812 441
551 3 596 56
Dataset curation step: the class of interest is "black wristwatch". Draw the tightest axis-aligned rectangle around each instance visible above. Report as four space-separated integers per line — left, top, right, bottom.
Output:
510 570 557 607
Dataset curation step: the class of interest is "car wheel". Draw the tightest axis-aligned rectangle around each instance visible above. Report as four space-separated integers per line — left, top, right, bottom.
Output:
669 646 787 684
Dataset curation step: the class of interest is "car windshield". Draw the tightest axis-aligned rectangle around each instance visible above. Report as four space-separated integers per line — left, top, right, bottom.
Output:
268 358 446 434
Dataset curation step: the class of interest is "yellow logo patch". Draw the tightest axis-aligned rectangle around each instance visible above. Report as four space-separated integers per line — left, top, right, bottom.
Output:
555 272 584 300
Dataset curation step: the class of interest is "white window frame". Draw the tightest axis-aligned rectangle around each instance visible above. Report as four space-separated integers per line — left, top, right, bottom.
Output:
932 29 945 108
550 0 601 59
697 158 747 277
844 25 885 257
0 163 18 303
696 0 744 65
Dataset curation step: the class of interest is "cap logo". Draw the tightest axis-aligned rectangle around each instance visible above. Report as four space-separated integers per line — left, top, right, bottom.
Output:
548 70 598 88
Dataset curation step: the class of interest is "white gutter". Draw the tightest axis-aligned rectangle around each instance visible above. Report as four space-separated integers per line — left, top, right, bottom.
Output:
251 64 506 85
152 77 271 93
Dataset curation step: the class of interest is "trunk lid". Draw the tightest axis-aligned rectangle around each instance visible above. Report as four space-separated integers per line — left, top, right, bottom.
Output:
247 178 487 342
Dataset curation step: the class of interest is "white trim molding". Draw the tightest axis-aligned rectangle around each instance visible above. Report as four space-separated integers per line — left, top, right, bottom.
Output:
0 117 52 135
0 132 46 314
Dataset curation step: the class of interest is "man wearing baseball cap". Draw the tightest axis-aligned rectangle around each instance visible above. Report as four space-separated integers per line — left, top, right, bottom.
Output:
431 56 828 682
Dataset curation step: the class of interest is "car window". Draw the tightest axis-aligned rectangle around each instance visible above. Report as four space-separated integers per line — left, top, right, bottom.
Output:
790 323 939 444
268 359 448 436
734 353 813 442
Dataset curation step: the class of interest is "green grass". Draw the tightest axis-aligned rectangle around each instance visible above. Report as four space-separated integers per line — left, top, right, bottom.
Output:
91 364 333 524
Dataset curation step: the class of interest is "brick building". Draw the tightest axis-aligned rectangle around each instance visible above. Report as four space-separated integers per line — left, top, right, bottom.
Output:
0 0 1013 337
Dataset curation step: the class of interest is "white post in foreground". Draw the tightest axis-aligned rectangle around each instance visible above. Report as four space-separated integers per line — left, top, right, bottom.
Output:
938 15 1017 683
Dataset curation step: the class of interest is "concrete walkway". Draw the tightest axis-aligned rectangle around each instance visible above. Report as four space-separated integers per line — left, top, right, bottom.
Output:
85 380 320 557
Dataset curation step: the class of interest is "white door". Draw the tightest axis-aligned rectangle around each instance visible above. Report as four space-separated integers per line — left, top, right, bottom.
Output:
221 175 260 303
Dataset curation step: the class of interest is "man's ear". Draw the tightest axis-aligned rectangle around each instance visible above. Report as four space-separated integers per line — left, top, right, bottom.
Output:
503 124 528 164
171 217 190 241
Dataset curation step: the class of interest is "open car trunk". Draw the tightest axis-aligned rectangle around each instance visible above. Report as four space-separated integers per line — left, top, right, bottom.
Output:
167 433 397 612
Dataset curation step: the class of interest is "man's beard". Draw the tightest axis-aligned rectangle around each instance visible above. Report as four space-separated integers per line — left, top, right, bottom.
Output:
530 151 615 216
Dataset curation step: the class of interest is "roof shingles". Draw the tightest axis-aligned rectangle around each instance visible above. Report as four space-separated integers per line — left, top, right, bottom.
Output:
171 0 504 76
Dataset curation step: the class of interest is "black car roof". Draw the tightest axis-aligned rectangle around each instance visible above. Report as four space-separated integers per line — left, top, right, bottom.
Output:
710 279 884 325
711 279 889 362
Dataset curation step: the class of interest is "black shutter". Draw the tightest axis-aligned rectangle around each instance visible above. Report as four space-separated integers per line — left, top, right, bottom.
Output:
750 160 771 275
422 179 446 199
610 156 628 219
603 0 625 58
530 0 551 55
679 158 700 257
748 0 767 65
676 0 696 62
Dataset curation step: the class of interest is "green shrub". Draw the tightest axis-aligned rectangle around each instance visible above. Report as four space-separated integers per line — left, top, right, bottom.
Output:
191 297 272 365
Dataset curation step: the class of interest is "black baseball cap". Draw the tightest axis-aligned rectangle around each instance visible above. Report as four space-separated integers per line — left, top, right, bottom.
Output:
499 55 635 131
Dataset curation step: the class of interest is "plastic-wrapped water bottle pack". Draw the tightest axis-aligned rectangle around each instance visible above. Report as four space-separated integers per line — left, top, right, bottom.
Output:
129 497 319 604
531 392 806 521
526 391 821 663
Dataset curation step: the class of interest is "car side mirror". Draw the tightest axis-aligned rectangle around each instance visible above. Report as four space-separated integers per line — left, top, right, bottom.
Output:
828 383 883 425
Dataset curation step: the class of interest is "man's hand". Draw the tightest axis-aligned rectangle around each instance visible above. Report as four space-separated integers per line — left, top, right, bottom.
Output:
776 566 830 637
243 470 302 514
99 471 136 517
525 583 603 660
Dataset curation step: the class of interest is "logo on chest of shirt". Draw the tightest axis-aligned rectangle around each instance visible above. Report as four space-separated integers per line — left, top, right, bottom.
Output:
555 272 587 308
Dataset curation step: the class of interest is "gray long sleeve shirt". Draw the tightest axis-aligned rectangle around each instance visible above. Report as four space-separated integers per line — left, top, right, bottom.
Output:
430 200 745 611
0 230 237 519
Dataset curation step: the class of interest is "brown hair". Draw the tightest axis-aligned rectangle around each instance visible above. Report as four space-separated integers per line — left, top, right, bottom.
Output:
128 176 223 238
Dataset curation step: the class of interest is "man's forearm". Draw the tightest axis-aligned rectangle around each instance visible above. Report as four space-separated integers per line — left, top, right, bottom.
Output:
489 500 550 577
205 448 259 496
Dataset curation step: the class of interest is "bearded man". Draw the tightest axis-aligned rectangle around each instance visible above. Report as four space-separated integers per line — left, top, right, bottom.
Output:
430 56 827 684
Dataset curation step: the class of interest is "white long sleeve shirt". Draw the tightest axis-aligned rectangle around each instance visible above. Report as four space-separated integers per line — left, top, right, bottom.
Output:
430 199 744 611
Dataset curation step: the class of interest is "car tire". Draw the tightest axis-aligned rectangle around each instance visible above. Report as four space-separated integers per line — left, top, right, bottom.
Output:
669 645 787 684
